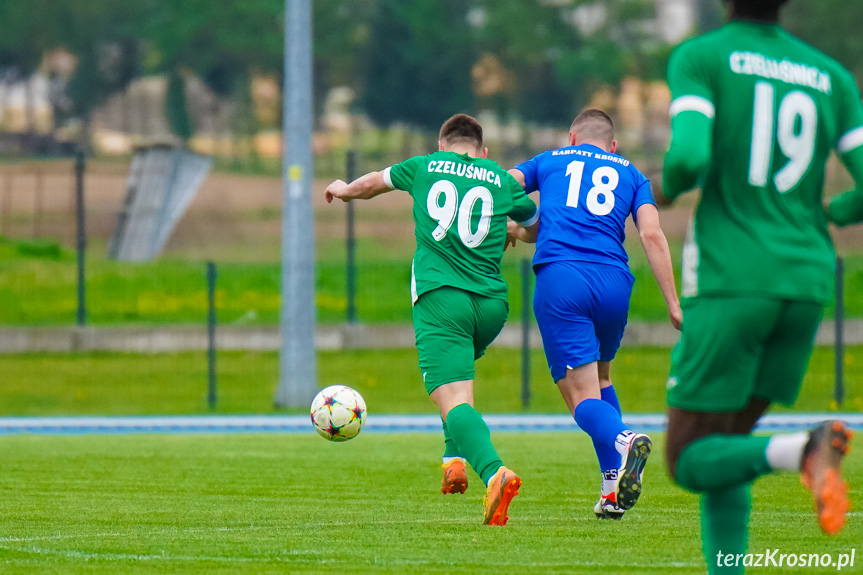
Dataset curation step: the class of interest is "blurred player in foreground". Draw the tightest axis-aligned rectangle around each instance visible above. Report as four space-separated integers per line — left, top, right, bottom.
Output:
325 114 539 525
507 109 682 519
660 0 863 571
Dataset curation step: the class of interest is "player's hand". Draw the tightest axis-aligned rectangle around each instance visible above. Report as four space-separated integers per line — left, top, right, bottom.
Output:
669 304 683 330
652 183 674 208
505 221 520 251
325 180 349 203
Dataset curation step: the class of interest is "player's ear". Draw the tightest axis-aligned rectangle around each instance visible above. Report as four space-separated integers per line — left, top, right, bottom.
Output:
480 147 489 159
438 140 446 152
569 131 577 146
610 140 618 154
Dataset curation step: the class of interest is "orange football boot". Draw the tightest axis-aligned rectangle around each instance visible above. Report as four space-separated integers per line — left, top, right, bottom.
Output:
483 466 522 526
801 420 854 535
441 459 468 494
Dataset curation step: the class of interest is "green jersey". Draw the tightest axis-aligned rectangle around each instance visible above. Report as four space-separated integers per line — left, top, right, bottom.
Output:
665 21 863 303
384 151 538 303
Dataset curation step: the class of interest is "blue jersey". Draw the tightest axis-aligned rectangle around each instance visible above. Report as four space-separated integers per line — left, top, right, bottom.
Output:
514 144 655 272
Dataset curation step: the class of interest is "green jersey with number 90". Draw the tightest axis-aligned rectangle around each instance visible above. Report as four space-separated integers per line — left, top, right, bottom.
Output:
666 21 863 302
383 151 538 304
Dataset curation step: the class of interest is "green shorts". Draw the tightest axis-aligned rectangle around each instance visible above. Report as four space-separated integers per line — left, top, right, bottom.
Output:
667 296 824 413
412 286 508 394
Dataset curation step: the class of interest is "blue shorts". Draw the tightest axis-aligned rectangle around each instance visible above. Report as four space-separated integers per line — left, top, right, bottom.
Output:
533 261 634 382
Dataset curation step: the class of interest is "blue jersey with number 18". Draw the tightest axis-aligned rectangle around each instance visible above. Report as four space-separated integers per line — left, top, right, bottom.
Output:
514 144 655 272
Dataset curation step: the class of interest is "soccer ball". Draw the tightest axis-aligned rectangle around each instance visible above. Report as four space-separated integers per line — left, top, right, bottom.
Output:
310 385 367 441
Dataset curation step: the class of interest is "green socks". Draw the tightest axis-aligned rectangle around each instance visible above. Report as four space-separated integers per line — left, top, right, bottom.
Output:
441 417 462 458
702 486 751 574
674 435 770 574
445 403 503 485
675 434 771 493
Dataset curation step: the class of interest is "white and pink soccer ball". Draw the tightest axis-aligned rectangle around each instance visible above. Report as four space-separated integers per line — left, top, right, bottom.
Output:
310 385 367 441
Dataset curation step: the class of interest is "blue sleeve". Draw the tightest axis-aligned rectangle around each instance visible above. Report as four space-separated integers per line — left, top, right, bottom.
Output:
631 171 656 221
513 154 541 193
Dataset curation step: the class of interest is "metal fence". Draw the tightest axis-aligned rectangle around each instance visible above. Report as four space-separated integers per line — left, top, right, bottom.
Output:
0 154 860 415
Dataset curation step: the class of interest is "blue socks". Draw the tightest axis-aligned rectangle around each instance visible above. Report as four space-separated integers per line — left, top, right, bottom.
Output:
591 437 622 473
589 386 624 472
601 384 622 416
574 397 628 471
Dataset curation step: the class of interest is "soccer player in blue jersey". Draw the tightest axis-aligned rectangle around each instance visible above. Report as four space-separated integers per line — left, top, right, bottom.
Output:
507 109 682 519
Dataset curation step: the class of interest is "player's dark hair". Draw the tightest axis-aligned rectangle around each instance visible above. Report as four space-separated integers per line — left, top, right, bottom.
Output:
727 0 788 22
439 113 483 149
570 109 614 147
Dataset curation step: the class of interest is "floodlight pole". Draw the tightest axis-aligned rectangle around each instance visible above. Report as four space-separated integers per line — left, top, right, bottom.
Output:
275 0 317 407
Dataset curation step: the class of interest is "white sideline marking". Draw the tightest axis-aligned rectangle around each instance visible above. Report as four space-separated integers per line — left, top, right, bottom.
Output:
0 519 481 544
1 544 703 569
3 546 300 564
1 413 860 435
0 520 706 568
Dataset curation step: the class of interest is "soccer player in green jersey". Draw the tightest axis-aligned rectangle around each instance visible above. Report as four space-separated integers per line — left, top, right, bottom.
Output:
325 114 539 526
660 0 862 571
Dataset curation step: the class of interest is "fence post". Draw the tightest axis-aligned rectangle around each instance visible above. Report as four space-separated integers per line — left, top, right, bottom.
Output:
345 150 358 324
2 170 11 236
33 169 43 238
75 151 87 327
834 257 845 407
207 261 218 410
521 258 532 409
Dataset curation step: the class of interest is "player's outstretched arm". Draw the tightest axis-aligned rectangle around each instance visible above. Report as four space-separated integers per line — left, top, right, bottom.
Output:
828 146 863 226
635 204 682 330
325 171 390 203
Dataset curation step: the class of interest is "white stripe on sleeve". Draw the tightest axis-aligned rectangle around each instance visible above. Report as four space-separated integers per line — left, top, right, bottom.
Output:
514 207 539 227
837 126 863 154
382 166 395 189
669 95 716 119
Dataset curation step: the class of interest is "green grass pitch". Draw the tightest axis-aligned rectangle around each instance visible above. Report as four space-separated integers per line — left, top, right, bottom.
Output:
0 433 859 574
2 236 862 325
1 346 860 416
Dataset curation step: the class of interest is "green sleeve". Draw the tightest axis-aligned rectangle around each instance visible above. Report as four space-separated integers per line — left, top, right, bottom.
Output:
384 156 425 192
828 69 863 227
663 112 713 200
828 146 863 226
663 42 715 200
834 68 863 155
506 177 538 225
666 41 715 104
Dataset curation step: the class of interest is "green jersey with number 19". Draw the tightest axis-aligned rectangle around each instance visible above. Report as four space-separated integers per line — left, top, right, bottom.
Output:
383 151 538 303
666 21 863 303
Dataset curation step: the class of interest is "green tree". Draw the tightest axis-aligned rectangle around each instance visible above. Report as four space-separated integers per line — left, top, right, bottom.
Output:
313 0 377 126
0 0 56 78
44 0 151 147
354 0 667 128
139 0 283 142
691 0 863 81
361 0 476 130
783 0 863 80
475 0 588 124
0 0 67 133
474 0 665 125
